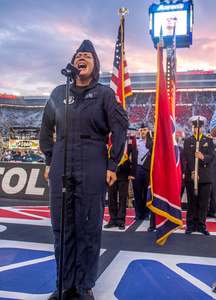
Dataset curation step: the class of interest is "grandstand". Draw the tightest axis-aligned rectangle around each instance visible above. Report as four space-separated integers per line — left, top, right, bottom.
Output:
0 95 47 138
124 90 216 136
0 70 216 139
100 70 216 136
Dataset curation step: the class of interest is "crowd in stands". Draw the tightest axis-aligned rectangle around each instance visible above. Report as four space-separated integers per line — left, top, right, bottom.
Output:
0 145 45 161
126 90 216 137
0 90 216 139
0 107 44 136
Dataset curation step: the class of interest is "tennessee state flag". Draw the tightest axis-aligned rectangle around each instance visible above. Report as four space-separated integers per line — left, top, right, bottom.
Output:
146 39 183 245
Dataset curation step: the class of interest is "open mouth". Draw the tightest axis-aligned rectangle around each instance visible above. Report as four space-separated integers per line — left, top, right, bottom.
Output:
78 62 87 70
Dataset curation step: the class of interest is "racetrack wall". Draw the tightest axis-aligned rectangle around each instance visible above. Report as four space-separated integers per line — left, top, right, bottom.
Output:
0 162 49 200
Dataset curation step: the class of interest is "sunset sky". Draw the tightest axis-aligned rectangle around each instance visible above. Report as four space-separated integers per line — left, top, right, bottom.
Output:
1 0 216 96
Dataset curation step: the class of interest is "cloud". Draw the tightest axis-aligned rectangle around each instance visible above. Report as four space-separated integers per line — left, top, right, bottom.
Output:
1 0 216 95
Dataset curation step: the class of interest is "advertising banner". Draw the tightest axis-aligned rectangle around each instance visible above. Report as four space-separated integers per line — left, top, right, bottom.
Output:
9 140 40 150
0 162 49 200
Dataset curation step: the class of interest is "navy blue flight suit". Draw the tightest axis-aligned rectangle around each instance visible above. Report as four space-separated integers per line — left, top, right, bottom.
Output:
39 79 128 290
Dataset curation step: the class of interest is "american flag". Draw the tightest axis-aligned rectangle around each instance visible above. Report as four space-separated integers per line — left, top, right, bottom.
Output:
110 16 132 109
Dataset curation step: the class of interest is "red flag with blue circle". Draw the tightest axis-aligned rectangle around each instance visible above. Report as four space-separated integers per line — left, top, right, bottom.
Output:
146 40 183 245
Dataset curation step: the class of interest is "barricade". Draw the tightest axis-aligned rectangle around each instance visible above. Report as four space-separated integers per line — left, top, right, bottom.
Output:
0 162 49 201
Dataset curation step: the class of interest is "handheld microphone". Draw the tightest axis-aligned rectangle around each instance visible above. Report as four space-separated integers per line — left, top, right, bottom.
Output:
61 64 80 80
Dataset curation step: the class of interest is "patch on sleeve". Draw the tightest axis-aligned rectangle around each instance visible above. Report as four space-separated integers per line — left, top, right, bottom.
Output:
115 95 121 103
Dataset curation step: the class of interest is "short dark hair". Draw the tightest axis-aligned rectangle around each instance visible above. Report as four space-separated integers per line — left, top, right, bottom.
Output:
71 52 100 82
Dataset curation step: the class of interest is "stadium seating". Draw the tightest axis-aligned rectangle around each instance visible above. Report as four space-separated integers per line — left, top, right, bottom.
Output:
0 91 216 139
125 90 216 137
0 107 43 136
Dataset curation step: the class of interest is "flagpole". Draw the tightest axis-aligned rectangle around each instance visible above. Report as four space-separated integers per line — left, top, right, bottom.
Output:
172 24 177 124
150 27 164 204
120 16 125 110
118 7 129 110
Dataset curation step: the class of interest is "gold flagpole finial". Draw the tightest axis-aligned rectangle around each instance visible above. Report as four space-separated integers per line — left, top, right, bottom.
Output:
118 7 129 17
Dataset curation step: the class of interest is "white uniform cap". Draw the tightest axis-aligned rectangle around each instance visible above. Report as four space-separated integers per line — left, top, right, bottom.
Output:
188 115 207 126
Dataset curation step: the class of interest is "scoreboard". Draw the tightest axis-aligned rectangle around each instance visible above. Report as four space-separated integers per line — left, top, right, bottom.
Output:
149 1 194 49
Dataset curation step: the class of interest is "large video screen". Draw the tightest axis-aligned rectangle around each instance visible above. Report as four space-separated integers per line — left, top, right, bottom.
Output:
149 1 193 48
154 10 187 37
